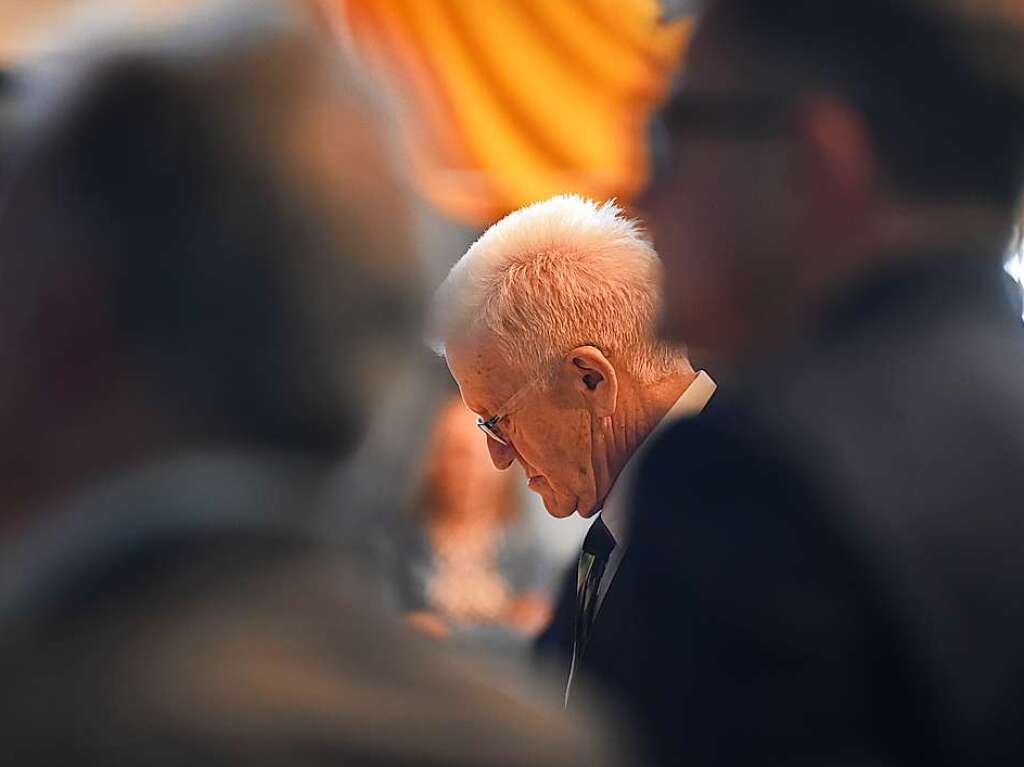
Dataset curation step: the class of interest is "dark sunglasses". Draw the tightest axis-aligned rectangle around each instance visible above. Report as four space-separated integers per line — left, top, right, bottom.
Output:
646 90 796 188
660 91 795 139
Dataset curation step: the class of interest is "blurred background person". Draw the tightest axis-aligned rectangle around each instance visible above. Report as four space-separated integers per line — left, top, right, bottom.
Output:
0 2 624 765
625 0 1024 764
401 392 557 650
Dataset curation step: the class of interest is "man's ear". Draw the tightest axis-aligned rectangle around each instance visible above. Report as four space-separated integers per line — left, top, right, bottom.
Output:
799 96 875 215
557 346 617 418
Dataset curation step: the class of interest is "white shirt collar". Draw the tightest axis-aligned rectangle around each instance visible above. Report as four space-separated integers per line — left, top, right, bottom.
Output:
599 370 716 543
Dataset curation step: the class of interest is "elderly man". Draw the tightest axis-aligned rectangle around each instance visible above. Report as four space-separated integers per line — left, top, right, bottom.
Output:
623 0 1024 765
433 194 716 708
0 5 623 766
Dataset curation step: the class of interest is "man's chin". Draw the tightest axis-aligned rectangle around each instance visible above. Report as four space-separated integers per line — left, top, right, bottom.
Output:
534 487 577 519
546 505 577 519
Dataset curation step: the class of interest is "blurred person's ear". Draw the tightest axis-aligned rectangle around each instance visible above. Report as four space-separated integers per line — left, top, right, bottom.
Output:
798 96 876 222
559 346 618 418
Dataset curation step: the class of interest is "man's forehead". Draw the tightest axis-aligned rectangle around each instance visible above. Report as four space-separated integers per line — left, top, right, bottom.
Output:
682 17 754 90
684 0 804 90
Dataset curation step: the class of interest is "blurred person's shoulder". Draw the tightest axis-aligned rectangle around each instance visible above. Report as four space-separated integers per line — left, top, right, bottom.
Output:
128 551 627 767
749 252 1024 480
0 489 630 767
649 253 1024 466
632 248 1024 618
0 547 629 767
635 249 1024 544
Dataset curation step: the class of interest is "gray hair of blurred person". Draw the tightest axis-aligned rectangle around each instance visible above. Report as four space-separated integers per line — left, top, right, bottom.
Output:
0 0 421 515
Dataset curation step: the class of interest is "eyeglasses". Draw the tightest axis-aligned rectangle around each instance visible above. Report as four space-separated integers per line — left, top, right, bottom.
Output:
475 377 540 447
648 91 795 188
660 91 795 140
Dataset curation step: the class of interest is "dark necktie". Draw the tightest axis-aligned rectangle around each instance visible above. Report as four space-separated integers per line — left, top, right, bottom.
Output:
565 515 616 706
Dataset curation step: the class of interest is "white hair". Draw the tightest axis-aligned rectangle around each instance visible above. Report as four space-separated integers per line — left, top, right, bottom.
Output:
432 194 685 383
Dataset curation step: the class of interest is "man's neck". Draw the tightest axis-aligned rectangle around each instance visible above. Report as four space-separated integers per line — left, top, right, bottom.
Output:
594 367 698 508
0 399 234 549
723 201 1014 369
818 202 1011 296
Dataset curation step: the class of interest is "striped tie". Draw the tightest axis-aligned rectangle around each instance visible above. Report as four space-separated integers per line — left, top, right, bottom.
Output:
565 516 616 706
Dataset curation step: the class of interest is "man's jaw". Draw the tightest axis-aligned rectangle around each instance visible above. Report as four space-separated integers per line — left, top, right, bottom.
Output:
525 474 578 519
520 462 600 519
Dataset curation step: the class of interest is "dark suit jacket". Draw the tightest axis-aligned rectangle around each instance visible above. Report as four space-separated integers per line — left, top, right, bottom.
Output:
536 521 671 697
0 452 624 767
536 397 722 753
619 251 1024 766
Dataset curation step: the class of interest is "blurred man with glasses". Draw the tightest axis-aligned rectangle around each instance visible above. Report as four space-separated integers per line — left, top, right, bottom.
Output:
622 1 1024 765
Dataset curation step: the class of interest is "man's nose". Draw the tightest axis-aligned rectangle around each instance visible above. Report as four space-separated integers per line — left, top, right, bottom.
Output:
486 437 516 470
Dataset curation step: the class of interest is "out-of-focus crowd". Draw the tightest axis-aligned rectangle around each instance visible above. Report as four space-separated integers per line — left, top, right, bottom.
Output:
2 1 1024 766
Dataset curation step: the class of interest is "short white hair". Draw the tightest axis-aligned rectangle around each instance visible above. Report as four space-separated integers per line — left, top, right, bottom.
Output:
432 194 685 383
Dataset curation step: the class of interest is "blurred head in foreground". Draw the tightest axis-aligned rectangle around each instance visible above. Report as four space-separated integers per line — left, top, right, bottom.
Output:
0 10 631 766
433 195 695 519
0 0 419 525
647 0 1024 363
